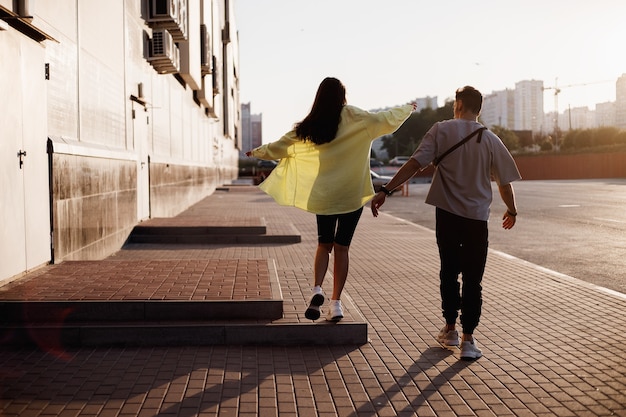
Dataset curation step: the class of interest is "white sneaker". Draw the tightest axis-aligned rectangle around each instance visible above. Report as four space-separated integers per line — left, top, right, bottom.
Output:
460 339 482 360
304 304 320 320
437 326 460 346
308 286 324 307
325 299 344 322
305 286 324 320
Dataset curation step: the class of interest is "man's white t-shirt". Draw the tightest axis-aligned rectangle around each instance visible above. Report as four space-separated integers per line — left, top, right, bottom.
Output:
412 119 521 221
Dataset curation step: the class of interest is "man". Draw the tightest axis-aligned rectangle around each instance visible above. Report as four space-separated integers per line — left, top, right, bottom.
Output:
371 86 520 360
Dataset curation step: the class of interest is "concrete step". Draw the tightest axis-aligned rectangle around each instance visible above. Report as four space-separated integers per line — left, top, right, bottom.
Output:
0 299 283 323
127 232 301 245
127 221 301 244
0 298 368 347
131 224 268 235
0 252 367 348
1 320 368 347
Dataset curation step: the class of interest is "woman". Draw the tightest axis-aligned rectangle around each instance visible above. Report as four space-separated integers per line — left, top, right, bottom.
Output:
247 77 414 321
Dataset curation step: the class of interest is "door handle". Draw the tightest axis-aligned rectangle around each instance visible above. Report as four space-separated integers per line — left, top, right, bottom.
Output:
17 150 27 169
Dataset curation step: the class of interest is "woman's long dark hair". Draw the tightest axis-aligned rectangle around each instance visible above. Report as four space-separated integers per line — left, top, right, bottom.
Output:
295 77 346 145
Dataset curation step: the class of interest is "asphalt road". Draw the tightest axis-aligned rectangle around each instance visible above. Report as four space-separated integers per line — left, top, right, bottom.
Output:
376 178 626 295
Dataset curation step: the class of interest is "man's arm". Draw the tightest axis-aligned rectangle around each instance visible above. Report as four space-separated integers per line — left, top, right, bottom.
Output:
498 183 517 230
371 158 422 217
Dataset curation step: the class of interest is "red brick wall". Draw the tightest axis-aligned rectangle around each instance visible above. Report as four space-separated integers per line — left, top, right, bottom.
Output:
513 153 626 180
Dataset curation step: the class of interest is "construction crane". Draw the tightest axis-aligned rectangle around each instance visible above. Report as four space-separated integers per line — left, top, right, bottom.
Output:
542 78 613 145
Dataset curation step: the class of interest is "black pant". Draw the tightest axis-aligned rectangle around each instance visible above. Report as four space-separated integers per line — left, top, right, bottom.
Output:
435 208 488 335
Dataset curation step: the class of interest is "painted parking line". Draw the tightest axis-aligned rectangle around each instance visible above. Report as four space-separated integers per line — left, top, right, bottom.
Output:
593 217 626 224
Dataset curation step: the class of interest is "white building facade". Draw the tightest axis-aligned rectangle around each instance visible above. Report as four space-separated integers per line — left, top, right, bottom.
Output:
481 76 626 137
616 73 626 129
514 80 544 133
596 101 616 127
481 89 514 129
240 102 262 158
562 106 595 131
0 0 241 283
414 96 438 112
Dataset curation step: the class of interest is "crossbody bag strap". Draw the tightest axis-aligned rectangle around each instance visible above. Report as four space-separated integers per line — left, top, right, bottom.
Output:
432 127 487 167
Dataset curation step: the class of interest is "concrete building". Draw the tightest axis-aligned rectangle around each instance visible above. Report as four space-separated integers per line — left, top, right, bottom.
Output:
514 80 544 133
562 106 595 130
616 73 626 129
543 111 558 137
482 75 626 137
483 82 616 135
250 114 263 149
481 89 514 129
414 96 438 112
240 102 262 158
0 0 241 284
596 101 616 127
482 82 543 134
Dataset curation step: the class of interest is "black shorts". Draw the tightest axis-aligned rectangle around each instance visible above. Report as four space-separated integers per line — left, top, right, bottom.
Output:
316 207 364 246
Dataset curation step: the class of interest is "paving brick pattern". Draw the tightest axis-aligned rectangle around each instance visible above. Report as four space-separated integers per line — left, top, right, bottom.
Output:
2 186 626 416
0 259 272 301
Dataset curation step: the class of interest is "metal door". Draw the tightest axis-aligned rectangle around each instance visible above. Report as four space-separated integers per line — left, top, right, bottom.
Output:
0 35 50 282
133 101 150 221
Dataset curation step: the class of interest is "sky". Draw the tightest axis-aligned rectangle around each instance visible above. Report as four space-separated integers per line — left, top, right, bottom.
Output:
234 0 626 143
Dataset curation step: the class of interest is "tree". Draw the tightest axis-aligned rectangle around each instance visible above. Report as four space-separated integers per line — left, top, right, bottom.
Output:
593 127 620 146
540 139 553 151
615 131 626 145
490 126 520 152
562 129 592 150
381 101 454 157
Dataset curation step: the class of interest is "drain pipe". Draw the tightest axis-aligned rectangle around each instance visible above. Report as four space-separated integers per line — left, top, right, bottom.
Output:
17 0 32 19
46 138 55 264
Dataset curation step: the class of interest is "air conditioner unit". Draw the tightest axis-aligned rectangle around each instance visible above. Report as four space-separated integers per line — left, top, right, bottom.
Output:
200 24 212 75
147 0 187 41
147 0 178 22
149 29 174 59
147 29 180 74
177 0 188 41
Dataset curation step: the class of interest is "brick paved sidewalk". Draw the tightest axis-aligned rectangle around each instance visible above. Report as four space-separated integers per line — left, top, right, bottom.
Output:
1 186 626 416
0 259 273 301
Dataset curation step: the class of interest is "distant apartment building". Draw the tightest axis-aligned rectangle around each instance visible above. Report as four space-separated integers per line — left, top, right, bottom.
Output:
483 90 624 149
562 106 595 130
596 101 616 127
616 73 626 129
251 114 263 147
241 103 251 154
543 111 558 136
415 96 438 112
481 89 514 129
480 75 626 137
240 103 262 158
514 80 544 133
481 81 543 134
